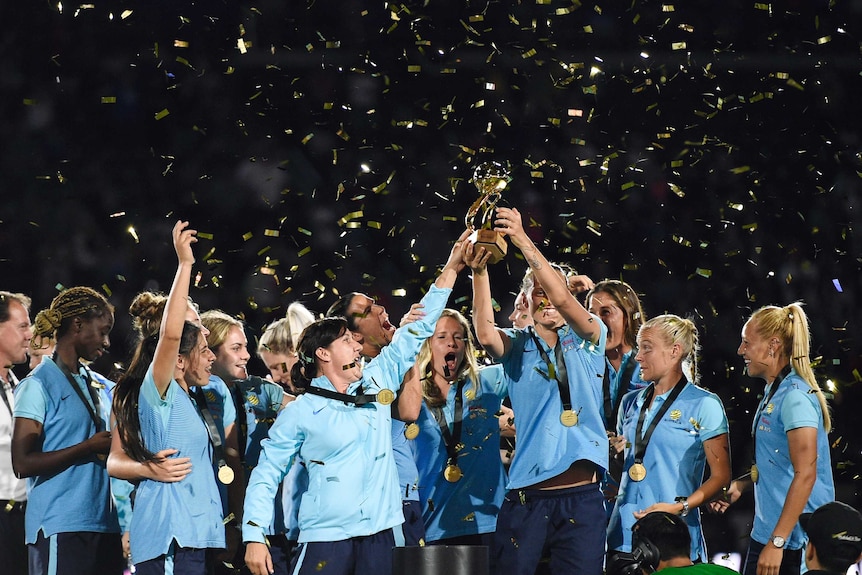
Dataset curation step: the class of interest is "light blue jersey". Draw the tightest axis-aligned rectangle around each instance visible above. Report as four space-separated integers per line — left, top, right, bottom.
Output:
13 358 120 543
414 364 507 542
99 375 135 534
242 285 452 544
600 351 648 427
199 374 236 515
392 420 421 502
236 376 284 471
236 375 293 537
130 366 225 564
608 382 728 561
500 322 608 489
751 370 834 550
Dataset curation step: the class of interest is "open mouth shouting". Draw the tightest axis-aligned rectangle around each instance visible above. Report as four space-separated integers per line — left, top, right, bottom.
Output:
442 352 460 378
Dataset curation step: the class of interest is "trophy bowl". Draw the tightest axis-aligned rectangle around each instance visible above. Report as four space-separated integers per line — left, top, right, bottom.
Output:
465 161 512 265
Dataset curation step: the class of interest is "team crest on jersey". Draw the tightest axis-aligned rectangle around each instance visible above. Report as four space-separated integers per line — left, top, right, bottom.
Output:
669 409 681 421
765 403 774 414
247 394 260 406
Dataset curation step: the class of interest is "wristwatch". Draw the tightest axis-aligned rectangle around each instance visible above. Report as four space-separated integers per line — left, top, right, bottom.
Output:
675 496 689 517
770 535 786 549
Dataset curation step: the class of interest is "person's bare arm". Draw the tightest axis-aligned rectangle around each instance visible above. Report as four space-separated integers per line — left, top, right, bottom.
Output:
465 241 509 359
152 221 197 396
495 207 600 343
756 426 819 575
107 430 192 482
12 417 110 478
393 366 422 422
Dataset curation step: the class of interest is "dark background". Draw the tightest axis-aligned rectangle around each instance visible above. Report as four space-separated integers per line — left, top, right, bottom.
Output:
2 0 861 561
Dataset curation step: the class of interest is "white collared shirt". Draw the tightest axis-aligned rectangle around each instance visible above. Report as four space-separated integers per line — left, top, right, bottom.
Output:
0 370 27 501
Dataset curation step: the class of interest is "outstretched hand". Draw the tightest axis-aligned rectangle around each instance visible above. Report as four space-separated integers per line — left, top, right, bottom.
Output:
493 207 529 248
172 220 197 266
400 303 426 327
463 240 492 275
443 228 471 274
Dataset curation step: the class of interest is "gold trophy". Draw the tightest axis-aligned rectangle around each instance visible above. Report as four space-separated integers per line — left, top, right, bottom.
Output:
465 161 512 265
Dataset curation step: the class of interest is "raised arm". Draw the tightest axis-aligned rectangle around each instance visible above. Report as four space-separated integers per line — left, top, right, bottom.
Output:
152 221 197 396
495 207 600 343
434 228 471 290
465 240 509 359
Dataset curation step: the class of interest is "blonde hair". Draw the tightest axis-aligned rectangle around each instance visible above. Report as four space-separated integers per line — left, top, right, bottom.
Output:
519 262 572 296
747 302 830 432
639 314 701 384
200 309 243 351
416 309 481 407
258 302 316 356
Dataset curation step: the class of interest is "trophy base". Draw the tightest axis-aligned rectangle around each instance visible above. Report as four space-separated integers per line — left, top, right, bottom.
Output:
469 228 507 265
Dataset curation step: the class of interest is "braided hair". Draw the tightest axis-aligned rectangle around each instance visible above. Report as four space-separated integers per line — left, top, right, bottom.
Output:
32 286 113 349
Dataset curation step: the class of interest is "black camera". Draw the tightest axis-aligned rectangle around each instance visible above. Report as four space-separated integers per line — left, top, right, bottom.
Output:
607 532 661 575
607 548 652 575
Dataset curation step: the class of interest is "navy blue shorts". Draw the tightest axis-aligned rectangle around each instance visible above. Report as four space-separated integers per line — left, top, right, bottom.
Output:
400 500 427 547
29 530 125 575
492 483 606 575
268 534 297 575
290 529 395 575
134 541 213 575
0 500 27 575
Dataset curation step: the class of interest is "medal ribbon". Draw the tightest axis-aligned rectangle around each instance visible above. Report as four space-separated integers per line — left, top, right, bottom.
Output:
750 365 792 469
530 328 573 415
632 376 687 466
230 383 247 464
603 354 637 430
429 377 467 468
190 386 228 472
52 355 104 433
304 381 382 406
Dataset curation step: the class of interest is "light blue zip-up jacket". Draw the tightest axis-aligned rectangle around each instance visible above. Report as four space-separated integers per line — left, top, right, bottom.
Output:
242 285 452 544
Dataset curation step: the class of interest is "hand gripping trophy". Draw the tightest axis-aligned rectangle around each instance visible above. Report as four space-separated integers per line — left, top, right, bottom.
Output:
465 161 512 265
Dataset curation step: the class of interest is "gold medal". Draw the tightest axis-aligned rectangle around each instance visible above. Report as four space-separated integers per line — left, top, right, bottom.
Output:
218 464 235 485
750 464 759 483
404 422 420 440
376 389 395 405
560 409 579 427
628 462 647 482
443 463 462 483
